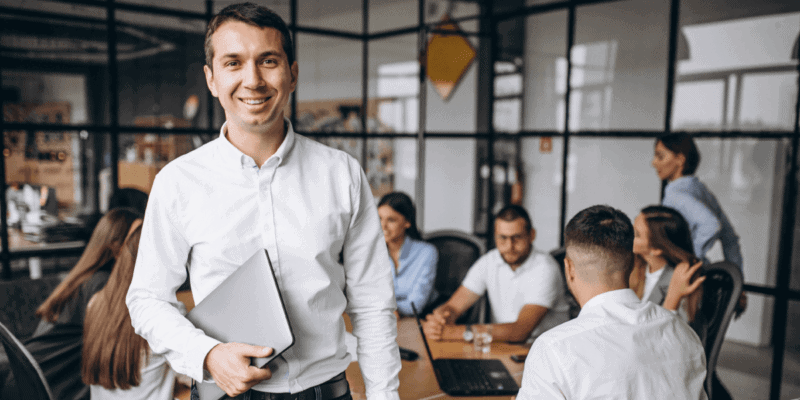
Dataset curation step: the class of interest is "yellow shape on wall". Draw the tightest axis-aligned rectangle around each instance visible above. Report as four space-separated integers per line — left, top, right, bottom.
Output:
426 15 476 101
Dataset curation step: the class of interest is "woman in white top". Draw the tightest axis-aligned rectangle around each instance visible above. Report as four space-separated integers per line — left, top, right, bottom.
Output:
630 205 705 322
81 220 176 400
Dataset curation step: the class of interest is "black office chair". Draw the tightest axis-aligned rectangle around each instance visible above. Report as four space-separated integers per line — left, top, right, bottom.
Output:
0 276 63 341
0 321 54 400
548 247 581 319
423 230 489 324
689 261 742 400
108 187 149 214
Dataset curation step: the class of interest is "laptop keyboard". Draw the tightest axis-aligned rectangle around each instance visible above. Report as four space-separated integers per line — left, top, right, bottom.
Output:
447 361 497 392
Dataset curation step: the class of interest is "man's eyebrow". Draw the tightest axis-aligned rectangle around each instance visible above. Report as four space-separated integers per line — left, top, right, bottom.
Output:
219 51 282 60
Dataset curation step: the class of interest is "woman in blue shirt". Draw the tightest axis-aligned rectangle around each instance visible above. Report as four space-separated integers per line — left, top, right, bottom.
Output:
652 133 743 271
378 192 438 317
652 133 746 318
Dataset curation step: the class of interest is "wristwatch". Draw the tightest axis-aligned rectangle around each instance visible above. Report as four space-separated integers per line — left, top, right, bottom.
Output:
463 324 474 342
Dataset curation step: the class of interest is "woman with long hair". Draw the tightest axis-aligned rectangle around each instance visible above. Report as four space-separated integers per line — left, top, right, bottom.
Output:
377 192 438 317
1 207 142 400
630 205 704 321
82 221 176 399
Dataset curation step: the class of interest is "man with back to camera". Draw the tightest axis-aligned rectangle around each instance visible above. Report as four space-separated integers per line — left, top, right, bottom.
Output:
421 205 569 343
517 205 707 400
125 3 400 400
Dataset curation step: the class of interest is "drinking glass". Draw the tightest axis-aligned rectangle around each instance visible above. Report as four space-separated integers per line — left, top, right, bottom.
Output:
473 325 493 354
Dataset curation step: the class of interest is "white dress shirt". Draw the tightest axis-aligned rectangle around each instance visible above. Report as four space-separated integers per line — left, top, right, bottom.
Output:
126 121 400 399
517 289 707 400
460 247 569 340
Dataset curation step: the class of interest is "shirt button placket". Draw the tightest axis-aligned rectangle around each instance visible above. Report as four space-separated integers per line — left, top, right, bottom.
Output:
261 160 279 280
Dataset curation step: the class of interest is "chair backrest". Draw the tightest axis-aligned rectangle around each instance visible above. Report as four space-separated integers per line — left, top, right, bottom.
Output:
423 230 488 324
690 261 743 399
0 276 63 341
548 247 581 319
424 230 486 297
108 187 148 214
0 320 54 400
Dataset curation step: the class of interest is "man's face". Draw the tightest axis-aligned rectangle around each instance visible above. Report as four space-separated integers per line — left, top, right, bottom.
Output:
204 21 297 135
494 218 534 268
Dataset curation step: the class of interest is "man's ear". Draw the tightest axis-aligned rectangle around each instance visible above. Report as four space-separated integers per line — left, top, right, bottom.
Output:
204 64 218 98
529 228 536 243
564 256 576 283
289 61 298 92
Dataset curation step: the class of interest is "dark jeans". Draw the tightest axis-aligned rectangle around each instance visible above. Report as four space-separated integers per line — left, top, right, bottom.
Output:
192 372 351 400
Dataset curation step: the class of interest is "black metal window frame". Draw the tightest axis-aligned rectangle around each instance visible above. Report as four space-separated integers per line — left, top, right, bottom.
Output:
0 1 799 398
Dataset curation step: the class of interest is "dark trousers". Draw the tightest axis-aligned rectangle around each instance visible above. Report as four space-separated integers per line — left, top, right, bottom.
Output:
192 372 351 400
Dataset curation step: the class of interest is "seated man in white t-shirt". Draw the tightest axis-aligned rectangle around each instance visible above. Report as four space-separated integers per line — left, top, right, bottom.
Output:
422 205 569 343
517 205 707 400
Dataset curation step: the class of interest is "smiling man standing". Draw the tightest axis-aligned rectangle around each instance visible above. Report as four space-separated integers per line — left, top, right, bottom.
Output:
126 3 400 400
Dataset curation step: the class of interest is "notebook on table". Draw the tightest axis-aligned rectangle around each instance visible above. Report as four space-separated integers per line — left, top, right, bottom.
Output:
411 303 519 397
186 249 294 400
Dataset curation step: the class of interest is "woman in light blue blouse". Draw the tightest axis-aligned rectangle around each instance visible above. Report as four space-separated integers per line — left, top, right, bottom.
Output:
378 192 438 317
652 133 746 316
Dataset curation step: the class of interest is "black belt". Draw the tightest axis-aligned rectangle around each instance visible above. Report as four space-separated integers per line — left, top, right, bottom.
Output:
219 372 350 400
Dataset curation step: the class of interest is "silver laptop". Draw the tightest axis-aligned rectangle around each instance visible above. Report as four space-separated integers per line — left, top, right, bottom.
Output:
186 249 294 400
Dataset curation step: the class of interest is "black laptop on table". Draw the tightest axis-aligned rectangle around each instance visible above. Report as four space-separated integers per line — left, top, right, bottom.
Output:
411 303 519 397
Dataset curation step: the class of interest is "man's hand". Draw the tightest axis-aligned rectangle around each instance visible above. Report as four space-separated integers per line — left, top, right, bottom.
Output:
422 310 449 340
203 343 274 397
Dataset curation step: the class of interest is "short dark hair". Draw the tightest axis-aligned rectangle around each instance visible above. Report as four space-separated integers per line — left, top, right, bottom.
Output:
205 2 294 69
378 192 421 240
657 133 700 175
565 205 634 277
495 204 532 231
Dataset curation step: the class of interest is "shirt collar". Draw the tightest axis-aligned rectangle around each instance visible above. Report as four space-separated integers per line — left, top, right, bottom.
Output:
579 288 641 316
665 175 696 189
399 236 414 261
216 119 297 170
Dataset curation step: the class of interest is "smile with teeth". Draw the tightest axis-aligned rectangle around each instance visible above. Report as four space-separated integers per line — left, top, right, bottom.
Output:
242 98 268 105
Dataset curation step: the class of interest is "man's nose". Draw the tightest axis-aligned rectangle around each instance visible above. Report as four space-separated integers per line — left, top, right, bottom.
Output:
243 62 266 89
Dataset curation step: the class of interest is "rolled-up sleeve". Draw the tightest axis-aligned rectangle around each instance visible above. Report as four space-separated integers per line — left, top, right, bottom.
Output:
341 162 401 400
126 172 220 381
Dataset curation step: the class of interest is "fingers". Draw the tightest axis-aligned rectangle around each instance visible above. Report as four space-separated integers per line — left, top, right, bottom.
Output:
422 319 443 340
688 260 703 274
686 276 706 293
204 343 274 397
238 344 274 358
245 364 273 383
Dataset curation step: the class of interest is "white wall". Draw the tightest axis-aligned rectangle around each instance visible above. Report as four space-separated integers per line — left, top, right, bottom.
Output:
423 139 476 233
520 138 564 253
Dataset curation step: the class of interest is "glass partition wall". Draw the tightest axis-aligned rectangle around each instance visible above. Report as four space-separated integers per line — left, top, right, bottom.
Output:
1 1 799 398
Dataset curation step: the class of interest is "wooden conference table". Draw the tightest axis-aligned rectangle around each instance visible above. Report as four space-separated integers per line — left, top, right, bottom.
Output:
174 293 529 400
345 317 528 400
